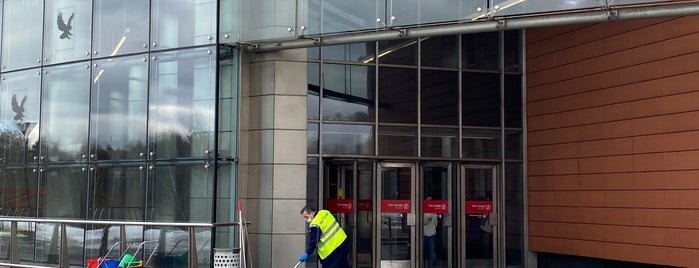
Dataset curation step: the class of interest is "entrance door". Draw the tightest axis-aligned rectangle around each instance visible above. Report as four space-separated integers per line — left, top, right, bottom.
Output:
459 165 498 268
377 163 416 268
420 164 452 268
323 160 374 268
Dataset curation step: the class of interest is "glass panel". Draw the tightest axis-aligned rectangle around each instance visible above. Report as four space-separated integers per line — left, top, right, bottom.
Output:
377 39 417 66
356 161 373 267
219 0 238 42
240 0 298 41
380 165 412 264
322 123 374 155
93 0 150 57
378 125 416 157
308 123 319 154
35 222 86 265
39 166 88 218
422 165 449 267
214 163 236 248
0 69 41 163
505 131 522 160
218 46 238 158
378 67 417 124
462 72 500 127
149 47 216 159
421 127 458 158
322 64 375 122
421 36 458 69
421 69 458 125
504 30 522 73
323 163 353 265
147 162 213 222
307 157 319 209
462 128 500 160
41 63 91 163
88 165 145 220
43 0 92 64
491 0 602 17
308 63 320 120
307 0 385 35
90 54 149 161
505 162 524 266
1 0 43 71
85 224 146 264
323 43 376 63
0 70 41 164
390 0 488 26
0 167 39 217
464 167 494 266
309 46 320 60
613 0 673 5
505 74 522 128
462 32 500 71
145 226 212 267
151 0 216 50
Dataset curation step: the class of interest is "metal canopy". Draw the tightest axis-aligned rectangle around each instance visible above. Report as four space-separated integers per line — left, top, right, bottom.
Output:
244 1 699 52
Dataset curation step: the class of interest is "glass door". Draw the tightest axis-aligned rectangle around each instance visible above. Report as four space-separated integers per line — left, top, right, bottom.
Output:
377 163 416 268
323 160 374 268
459 164 498 268
421 164 452 268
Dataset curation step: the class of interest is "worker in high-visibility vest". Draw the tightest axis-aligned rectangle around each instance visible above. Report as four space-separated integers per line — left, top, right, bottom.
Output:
298 206 350 268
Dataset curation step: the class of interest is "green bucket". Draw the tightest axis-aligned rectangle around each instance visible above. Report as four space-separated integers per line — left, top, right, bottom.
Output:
118 254 140 268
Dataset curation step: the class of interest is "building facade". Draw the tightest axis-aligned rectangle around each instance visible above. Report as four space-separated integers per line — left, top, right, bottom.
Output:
0 0 696 268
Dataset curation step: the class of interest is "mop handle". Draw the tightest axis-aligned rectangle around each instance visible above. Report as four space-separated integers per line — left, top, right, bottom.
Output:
293 261 302 268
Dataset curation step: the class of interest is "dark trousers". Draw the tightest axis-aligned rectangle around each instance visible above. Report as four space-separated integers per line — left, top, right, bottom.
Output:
320 239 350 268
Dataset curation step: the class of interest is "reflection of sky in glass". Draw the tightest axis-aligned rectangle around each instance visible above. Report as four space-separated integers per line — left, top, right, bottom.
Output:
152 0 216 49
491 0 602 17
2 0 43 71
91 55 148 157
322 65 373 121
93 0 149 57
149 48 215 143
43 63 91 156
322 124 373 155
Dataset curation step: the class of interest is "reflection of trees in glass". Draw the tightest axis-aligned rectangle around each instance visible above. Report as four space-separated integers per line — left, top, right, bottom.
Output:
90 140 146 160
0 125 39 163
152 130 193 159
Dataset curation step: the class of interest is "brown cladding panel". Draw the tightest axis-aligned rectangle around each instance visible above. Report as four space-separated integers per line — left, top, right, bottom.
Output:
528 52 699 102
528 71 699 117
529 29 699 86
528 15 699 266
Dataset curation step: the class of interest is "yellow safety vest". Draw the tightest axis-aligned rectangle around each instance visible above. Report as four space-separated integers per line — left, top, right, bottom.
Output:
310 210 347 259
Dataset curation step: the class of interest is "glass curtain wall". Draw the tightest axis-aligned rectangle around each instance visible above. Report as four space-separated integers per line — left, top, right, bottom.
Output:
307 31 524 266
0 0 238 267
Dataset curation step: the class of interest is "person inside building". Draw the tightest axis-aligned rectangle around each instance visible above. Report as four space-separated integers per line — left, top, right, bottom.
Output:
424 196 438 267
298 206 350 268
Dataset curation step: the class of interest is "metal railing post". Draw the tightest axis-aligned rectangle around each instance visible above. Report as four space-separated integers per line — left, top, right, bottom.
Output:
120 225 127 254
188 226 199 268
10 221 19 263
59 224 68 268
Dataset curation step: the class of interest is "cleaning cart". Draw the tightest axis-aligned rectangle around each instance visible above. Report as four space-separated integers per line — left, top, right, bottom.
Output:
86 240 159 268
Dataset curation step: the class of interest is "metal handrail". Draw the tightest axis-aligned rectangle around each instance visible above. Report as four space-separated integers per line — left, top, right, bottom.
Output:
0 217 246 268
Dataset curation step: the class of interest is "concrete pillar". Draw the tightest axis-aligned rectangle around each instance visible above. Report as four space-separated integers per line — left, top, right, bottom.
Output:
239 48 308 268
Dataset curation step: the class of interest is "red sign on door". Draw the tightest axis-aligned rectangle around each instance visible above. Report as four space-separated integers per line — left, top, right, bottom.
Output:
465 200 493 214
327 199 353 214
381 200 411 213
423 200 448 214
357 199 372 211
